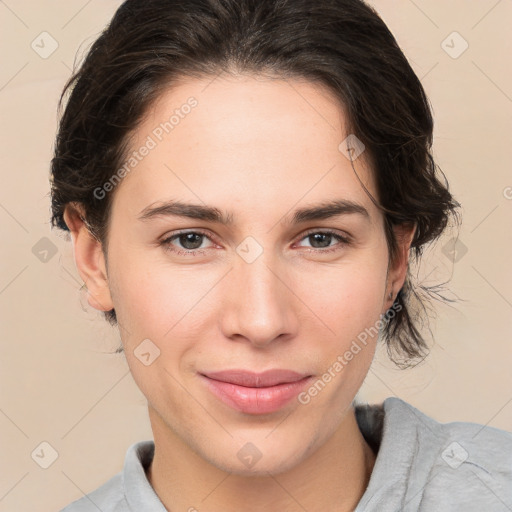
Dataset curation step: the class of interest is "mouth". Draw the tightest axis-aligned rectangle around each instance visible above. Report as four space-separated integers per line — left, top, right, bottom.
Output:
199 369 313 414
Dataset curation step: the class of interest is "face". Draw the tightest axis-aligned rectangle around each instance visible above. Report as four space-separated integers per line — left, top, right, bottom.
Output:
66 74 412 475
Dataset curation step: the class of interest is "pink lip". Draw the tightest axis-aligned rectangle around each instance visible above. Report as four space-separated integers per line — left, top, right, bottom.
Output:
199 369 312 414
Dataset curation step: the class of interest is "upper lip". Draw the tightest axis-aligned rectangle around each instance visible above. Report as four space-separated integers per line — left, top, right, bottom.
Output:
201 369 311 387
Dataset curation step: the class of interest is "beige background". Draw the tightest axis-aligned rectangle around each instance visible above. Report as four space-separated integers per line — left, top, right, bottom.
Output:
1 1 511 510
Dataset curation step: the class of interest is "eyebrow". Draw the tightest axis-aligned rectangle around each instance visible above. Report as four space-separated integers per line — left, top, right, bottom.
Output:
137 199 370 225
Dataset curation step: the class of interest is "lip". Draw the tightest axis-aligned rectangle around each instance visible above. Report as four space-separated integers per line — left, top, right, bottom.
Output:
199 369 313 414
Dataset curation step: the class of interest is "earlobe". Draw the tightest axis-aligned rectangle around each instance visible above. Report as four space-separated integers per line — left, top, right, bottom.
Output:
63 203 114 312
386 222 416 306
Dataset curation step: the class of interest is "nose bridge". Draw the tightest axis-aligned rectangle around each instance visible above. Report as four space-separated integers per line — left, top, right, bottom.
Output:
222 244 295 346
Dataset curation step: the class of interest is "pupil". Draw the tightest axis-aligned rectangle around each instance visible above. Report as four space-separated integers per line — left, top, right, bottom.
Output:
310 233 331 248
180 233 202 249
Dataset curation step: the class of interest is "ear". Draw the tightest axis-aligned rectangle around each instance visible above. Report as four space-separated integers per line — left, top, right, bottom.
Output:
384 222 416 309
63 203 114 312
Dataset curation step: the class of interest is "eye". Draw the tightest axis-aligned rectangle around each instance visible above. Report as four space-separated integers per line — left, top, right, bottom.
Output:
160 230 216 256
295 230 351 253
160 228 351 257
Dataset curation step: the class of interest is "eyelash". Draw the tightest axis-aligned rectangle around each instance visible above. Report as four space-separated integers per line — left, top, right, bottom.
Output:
159 229 351 257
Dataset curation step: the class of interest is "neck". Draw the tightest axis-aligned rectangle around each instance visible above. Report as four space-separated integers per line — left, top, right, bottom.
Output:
146 406 376 512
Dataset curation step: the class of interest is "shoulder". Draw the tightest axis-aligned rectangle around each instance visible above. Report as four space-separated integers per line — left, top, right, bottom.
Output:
385 397 512 510
58 473 126 512
384 397 512 468
58 440 157 512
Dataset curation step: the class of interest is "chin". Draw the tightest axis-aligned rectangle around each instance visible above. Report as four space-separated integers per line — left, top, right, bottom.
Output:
217 451 303 477
200 434 311 477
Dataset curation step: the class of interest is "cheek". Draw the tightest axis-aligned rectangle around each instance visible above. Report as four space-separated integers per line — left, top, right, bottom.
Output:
292 255 387 402
109 253 221 370
111 270 171 336
298 267 385 404
110 260 206 403
295 259 386 337
108 245 197 331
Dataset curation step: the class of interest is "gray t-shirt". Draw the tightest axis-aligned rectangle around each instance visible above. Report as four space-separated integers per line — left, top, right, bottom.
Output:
59 397 512 511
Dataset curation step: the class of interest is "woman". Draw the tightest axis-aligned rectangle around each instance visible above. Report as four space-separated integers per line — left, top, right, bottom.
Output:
51 0 512 510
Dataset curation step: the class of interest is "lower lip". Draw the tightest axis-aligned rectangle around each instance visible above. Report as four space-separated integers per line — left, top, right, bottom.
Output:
200 375 312 415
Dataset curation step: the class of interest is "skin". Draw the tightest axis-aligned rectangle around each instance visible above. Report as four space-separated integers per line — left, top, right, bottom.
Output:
64 74 415 512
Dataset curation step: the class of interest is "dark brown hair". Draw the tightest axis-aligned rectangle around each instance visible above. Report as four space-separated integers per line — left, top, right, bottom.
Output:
50 0 461 366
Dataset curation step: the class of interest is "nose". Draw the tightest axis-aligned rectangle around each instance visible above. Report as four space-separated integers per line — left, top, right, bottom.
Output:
220 250 298 348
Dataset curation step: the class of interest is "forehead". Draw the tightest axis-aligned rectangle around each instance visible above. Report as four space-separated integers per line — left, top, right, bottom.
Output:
111 74 378 222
